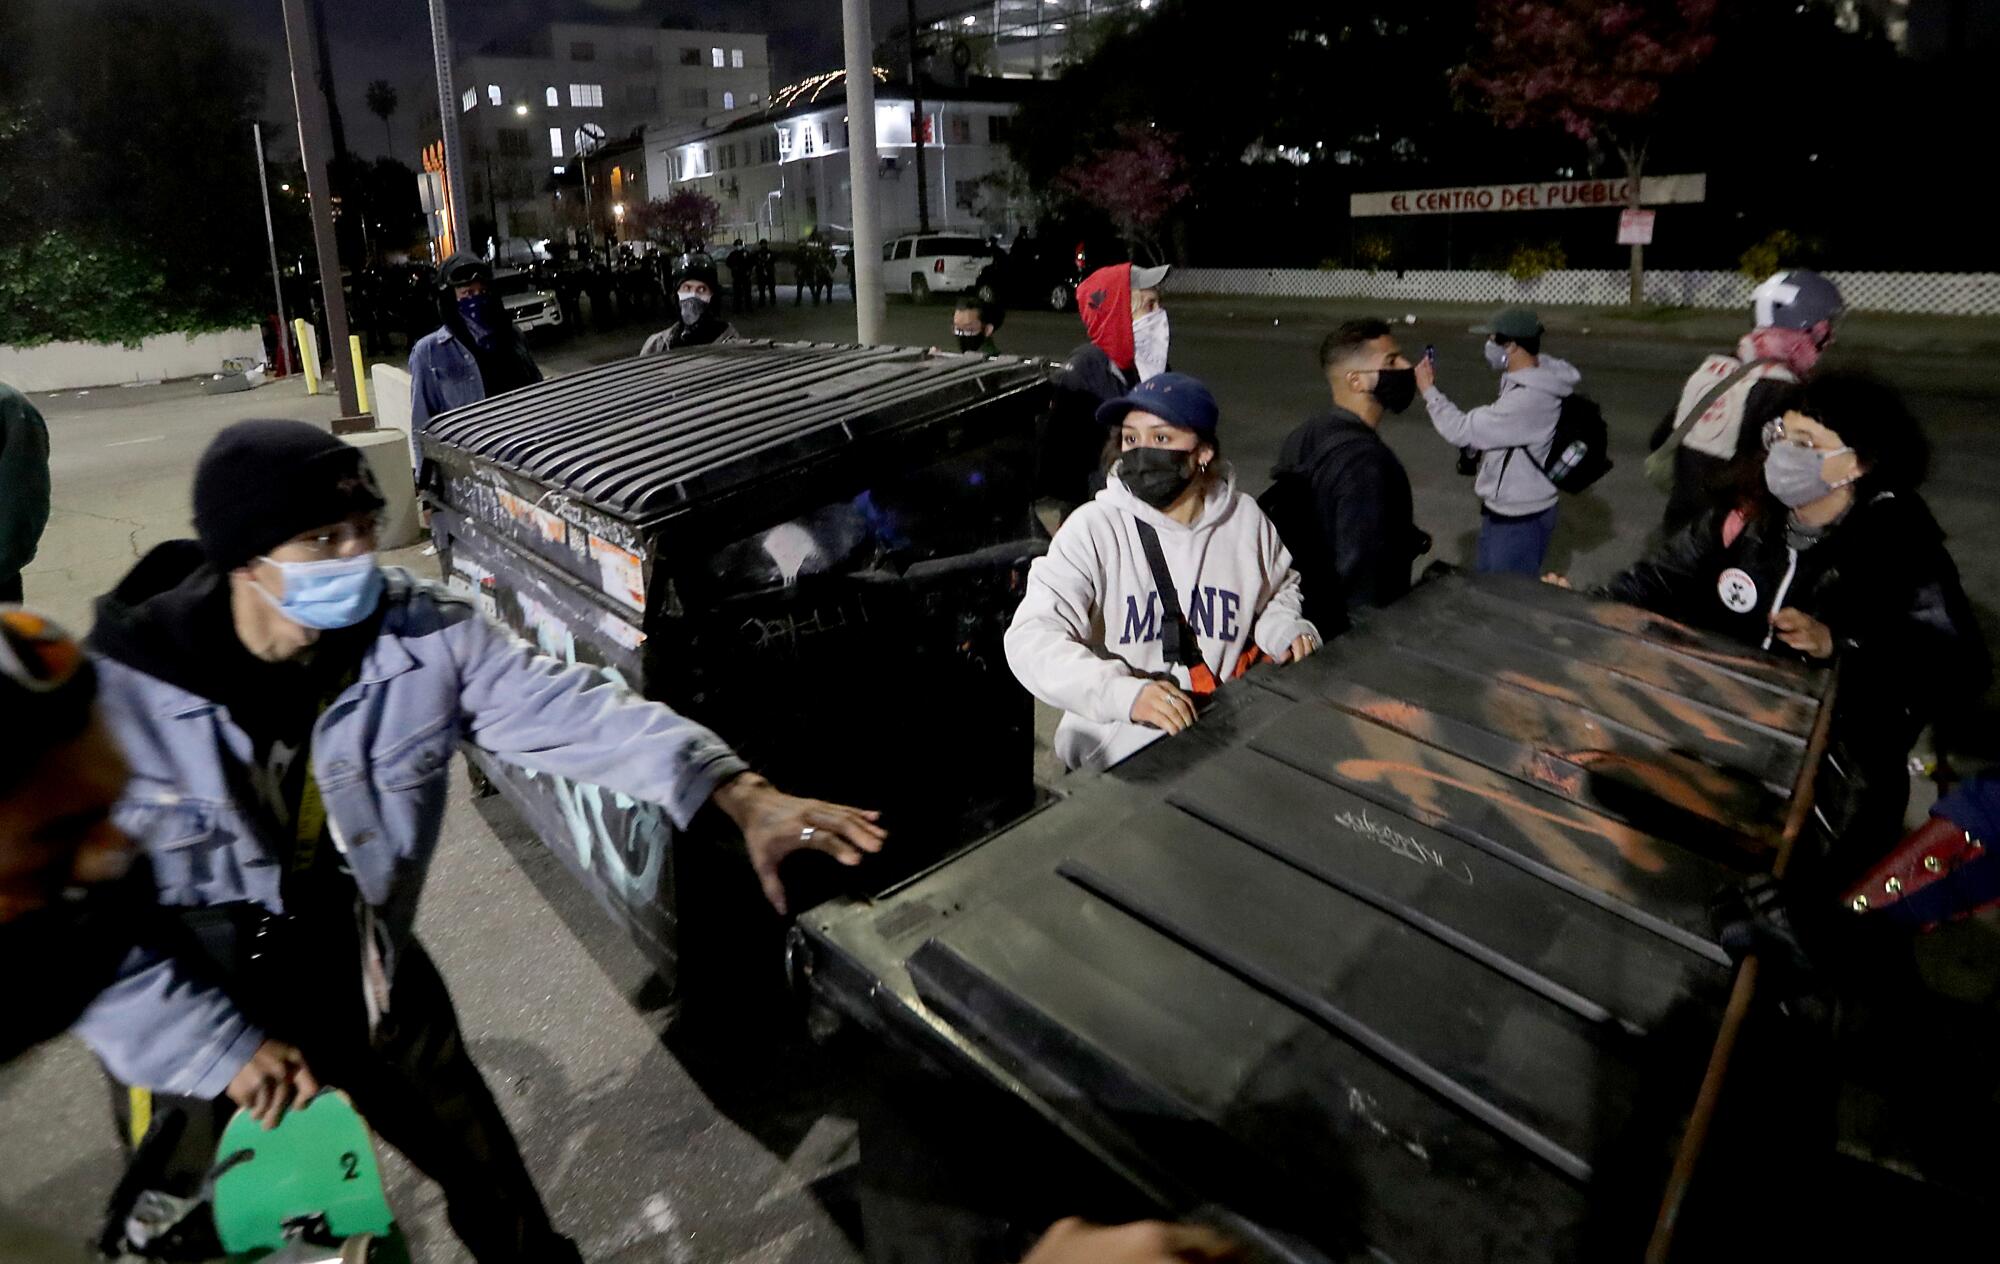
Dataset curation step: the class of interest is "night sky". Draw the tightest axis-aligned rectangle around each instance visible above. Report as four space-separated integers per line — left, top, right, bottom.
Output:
217 0 954 163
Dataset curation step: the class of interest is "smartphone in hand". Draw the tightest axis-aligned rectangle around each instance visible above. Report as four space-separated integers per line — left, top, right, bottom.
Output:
1424 344 1438 365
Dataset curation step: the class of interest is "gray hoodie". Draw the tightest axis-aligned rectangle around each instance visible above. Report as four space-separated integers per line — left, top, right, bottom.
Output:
1423 356 1581 517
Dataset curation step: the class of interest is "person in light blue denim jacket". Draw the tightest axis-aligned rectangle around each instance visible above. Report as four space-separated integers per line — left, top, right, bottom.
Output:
75 419 885 1263
406 253 542 469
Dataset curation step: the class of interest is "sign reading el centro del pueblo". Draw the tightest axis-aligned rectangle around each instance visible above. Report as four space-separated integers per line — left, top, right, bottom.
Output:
1351 174 1706 218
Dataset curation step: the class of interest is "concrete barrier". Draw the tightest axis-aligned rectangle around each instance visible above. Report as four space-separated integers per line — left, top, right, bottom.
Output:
0 327 264 393
358 364 420 549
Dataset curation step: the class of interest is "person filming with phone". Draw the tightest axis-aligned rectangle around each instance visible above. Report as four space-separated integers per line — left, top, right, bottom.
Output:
1414 308 1581 577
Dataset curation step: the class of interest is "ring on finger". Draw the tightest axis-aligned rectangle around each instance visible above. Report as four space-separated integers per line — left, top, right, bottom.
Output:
799 825 817 845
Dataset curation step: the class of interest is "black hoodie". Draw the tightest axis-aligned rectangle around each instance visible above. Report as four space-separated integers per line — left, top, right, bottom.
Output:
1264 407 1426 631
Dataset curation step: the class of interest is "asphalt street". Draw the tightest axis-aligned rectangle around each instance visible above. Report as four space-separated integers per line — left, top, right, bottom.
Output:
6 290 2000 1261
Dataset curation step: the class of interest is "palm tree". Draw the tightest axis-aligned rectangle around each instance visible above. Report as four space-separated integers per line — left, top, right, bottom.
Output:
365 79 399 156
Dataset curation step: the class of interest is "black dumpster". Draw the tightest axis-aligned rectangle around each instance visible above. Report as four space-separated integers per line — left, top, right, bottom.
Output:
796 570 1836 1262
419 341 1050 982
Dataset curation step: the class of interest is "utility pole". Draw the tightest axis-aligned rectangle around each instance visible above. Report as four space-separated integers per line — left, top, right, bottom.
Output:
280 0 361 418
428 0 469 256
841 0 887 343
906 0 931 233
252 123 293 378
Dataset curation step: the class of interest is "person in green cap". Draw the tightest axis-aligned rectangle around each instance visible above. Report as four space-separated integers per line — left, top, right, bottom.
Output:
1414 307 1580 577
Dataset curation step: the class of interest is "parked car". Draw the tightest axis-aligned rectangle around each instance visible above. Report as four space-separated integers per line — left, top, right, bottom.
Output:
491 267 564 335
880 233 991 301
976 230 1126 312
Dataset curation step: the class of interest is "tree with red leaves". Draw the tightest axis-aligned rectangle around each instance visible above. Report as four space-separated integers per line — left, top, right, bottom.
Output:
1053 125 1193 264
633 190 721 256
1457 0 1718 302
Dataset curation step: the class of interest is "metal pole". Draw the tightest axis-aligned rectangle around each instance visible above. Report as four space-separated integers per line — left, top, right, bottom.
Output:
581 153 593 257
427 0 469 255
906 0 931 234
841 0 886 344
280 0 360 418
252 123 293 378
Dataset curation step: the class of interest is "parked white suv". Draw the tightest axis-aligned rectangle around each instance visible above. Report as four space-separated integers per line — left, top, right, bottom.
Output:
492 268 564 334
880 234 991 301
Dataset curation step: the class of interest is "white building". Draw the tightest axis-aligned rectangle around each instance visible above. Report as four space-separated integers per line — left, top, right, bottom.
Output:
643 74 1029 246
446 19 774 241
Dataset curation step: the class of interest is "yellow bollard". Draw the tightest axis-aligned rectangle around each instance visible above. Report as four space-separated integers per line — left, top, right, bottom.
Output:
349 335 371 415
292 319 321 396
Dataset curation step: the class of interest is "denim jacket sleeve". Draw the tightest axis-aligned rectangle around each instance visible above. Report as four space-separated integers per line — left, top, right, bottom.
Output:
72 944 267 1099
441 601 751 829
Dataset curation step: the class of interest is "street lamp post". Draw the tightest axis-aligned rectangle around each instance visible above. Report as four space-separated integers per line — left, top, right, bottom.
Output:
252 122 293 378
427 0 469 255
840 0 887 343
279 0 361 419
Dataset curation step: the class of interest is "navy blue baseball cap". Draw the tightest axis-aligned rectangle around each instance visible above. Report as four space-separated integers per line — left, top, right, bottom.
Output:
1094 372 1219 436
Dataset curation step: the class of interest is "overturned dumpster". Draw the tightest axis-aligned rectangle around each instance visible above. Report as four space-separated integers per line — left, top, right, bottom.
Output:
795 569 1836 1262
418 342 1051 979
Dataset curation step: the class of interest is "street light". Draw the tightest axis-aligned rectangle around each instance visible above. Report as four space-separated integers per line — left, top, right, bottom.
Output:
514 103 528 116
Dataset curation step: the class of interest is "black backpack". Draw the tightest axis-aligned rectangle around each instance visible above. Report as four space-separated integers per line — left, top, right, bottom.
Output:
1538 393 1612 493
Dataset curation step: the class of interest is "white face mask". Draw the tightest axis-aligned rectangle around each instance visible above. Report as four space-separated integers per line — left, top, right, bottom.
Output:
1133 308 1170 382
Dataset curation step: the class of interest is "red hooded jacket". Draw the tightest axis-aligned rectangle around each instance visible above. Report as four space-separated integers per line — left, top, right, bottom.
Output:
1076 263 1135 373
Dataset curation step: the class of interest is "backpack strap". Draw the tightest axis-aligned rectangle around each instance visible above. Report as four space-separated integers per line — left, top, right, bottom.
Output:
1658 357 1783 458
1134 520 1220 693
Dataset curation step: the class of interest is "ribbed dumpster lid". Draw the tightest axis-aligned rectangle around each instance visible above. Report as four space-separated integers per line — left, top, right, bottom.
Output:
420 341 1051 522
801 573 1835 1262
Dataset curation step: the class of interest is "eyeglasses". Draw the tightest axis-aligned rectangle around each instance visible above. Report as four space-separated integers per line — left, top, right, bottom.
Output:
0 609 85 694
1761 417 1820 451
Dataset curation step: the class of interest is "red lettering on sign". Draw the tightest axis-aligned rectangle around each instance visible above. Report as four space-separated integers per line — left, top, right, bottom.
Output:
1392 194 1407 212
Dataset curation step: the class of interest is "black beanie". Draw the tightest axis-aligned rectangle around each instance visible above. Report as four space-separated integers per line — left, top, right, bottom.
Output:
193 419 387 569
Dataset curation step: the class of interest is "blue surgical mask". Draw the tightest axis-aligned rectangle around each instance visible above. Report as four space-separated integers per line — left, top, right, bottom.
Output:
255 553 384 629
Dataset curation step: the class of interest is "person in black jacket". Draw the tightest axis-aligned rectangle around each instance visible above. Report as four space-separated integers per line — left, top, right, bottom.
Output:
1 382 51 604
1263 320 1429 633
1606 371 1988 872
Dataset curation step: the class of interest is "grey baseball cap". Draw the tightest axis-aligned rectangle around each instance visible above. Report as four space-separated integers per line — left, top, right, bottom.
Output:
1131 264 1171 292
1752 270 1844 330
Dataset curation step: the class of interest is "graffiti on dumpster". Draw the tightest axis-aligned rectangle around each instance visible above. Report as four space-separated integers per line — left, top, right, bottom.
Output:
505 587 674 912
1330 807 1475 886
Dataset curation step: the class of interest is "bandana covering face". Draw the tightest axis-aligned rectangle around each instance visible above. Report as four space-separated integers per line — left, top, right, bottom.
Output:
1077 263 1138 373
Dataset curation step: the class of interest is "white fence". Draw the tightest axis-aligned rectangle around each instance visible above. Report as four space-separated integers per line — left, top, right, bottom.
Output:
1169 269 2000 317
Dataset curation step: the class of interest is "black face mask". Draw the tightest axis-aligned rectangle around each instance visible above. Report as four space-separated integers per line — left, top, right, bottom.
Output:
1120 446 1198 509
954 331 986 354
678 295 710 327
1371 367 1418 415
0 882 140 1063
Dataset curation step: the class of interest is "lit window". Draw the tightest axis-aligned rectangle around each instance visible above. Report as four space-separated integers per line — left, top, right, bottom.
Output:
487 84 501 106
553 165 566 175
723 91 735 110
549 128 564 158
568 83 603 108
712 47 724 68
731 48 744 68
545 86 558 107
461 88 476 112
778 127 794 160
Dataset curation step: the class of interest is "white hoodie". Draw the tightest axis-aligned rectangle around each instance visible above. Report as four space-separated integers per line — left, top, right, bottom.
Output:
1005 463 1318 772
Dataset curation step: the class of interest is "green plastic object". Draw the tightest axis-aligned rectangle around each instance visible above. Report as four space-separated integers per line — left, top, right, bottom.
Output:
211 1091 395 1256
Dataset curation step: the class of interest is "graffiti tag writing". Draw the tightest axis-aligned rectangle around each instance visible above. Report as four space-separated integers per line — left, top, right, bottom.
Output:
1331 808 1475 886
